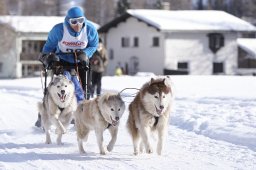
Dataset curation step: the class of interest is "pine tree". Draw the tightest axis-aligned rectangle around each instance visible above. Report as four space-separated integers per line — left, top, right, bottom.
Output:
154 0 163 9
116 0 130 16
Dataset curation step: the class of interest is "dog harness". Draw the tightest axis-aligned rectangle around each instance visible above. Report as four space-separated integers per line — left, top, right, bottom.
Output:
95 98 112 129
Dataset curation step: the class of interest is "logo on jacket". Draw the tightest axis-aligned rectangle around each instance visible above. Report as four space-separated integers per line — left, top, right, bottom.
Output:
62 41 85 47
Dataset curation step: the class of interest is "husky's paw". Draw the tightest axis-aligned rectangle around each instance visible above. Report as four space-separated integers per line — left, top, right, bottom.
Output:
107 144 114 152
79 149 86 154
139 147 144 153
45 140 52 144
157 147 162 155
100 151 107 155
56 136 63 145
57 141 64 145
100 149 108 155
146 147 153 154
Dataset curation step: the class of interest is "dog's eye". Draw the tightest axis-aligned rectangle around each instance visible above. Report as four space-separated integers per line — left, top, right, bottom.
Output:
65 85 67 87
154 96 158 98
118 108 120 111
163 95 165 98
57 85 60 88
111 108 114 111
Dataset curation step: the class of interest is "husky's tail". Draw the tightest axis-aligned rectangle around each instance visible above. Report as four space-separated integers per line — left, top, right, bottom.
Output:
126 104 139 139
74 103 88 139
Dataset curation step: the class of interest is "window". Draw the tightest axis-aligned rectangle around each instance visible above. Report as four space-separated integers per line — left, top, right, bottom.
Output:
238 47 256 68
109 49 114 60
121 37 130 47
213 62 224 74
22 40 45 53
0 62 3 73
129 56 139 75
208 33 224 53
133 37 139 47
21 40 46 60
178 62 188 71
152 37 159 47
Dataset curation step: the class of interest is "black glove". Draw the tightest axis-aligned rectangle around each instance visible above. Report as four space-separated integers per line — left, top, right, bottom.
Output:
38 53 59 69
77 52 89 70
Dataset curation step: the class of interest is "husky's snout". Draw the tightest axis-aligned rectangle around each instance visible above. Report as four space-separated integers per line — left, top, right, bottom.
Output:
58 90 66 103
115 116 119 121
61 90 65 94
110 116 120 126
155 105 164 115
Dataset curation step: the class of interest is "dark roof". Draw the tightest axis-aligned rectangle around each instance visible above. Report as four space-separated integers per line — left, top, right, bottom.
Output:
98 12 159 33
98 13 131 33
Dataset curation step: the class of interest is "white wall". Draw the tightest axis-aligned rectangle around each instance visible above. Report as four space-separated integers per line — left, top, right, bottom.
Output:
106 17 164 75
165 32 238 75
0 26 17 78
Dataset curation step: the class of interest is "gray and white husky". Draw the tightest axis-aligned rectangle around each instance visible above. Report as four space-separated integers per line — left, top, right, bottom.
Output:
127 76 173 155
74 92 125 155
38 75 77 145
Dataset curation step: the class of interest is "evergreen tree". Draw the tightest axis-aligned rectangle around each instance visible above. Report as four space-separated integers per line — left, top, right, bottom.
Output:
116 0 130 16
154 0 163 9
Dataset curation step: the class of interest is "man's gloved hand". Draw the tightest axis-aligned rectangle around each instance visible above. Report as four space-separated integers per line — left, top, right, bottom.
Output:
76 51 89 69
38 53 59 69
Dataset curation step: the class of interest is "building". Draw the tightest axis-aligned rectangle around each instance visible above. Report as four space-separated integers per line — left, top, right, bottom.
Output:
237 38 256 75
0 16 98 78
98 10 256 75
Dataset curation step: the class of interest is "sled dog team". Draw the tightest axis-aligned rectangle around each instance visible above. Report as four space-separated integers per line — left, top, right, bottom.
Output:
38 75 173 155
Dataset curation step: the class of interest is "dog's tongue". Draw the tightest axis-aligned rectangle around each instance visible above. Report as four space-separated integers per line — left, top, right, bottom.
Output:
155 106 163 115
112 121 118 126
111 117 118 126
58 93 66 102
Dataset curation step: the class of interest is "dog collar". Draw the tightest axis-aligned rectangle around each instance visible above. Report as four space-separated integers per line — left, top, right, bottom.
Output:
95 98 113 129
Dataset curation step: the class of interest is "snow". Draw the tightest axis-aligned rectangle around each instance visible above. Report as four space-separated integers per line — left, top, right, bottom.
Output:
127 10 256 31
237 38 256 58
0 16 99 33
0 75 256 170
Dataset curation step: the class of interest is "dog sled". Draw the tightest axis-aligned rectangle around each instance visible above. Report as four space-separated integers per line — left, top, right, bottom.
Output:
35 52 91 128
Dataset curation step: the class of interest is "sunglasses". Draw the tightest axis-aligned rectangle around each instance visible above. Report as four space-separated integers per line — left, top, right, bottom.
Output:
69 17 85 25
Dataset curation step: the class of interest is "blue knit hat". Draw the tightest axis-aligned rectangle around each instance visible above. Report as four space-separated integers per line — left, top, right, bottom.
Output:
67 7 84 19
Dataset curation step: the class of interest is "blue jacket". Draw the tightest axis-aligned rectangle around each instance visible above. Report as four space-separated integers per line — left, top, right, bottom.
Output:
42 17 98 63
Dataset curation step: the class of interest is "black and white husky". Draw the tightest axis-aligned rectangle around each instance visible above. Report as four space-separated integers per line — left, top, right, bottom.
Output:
38 75 77 145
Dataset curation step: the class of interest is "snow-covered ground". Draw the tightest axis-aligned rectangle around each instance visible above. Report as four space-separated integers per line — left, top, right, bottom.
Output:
0 75 255 170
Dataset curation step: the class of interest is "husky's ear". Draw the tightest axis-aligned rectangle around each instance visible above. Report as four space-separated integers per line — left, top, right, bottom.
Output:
150 78 154 83
117 93 122 100
104 93 110 102
149 78 155 86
